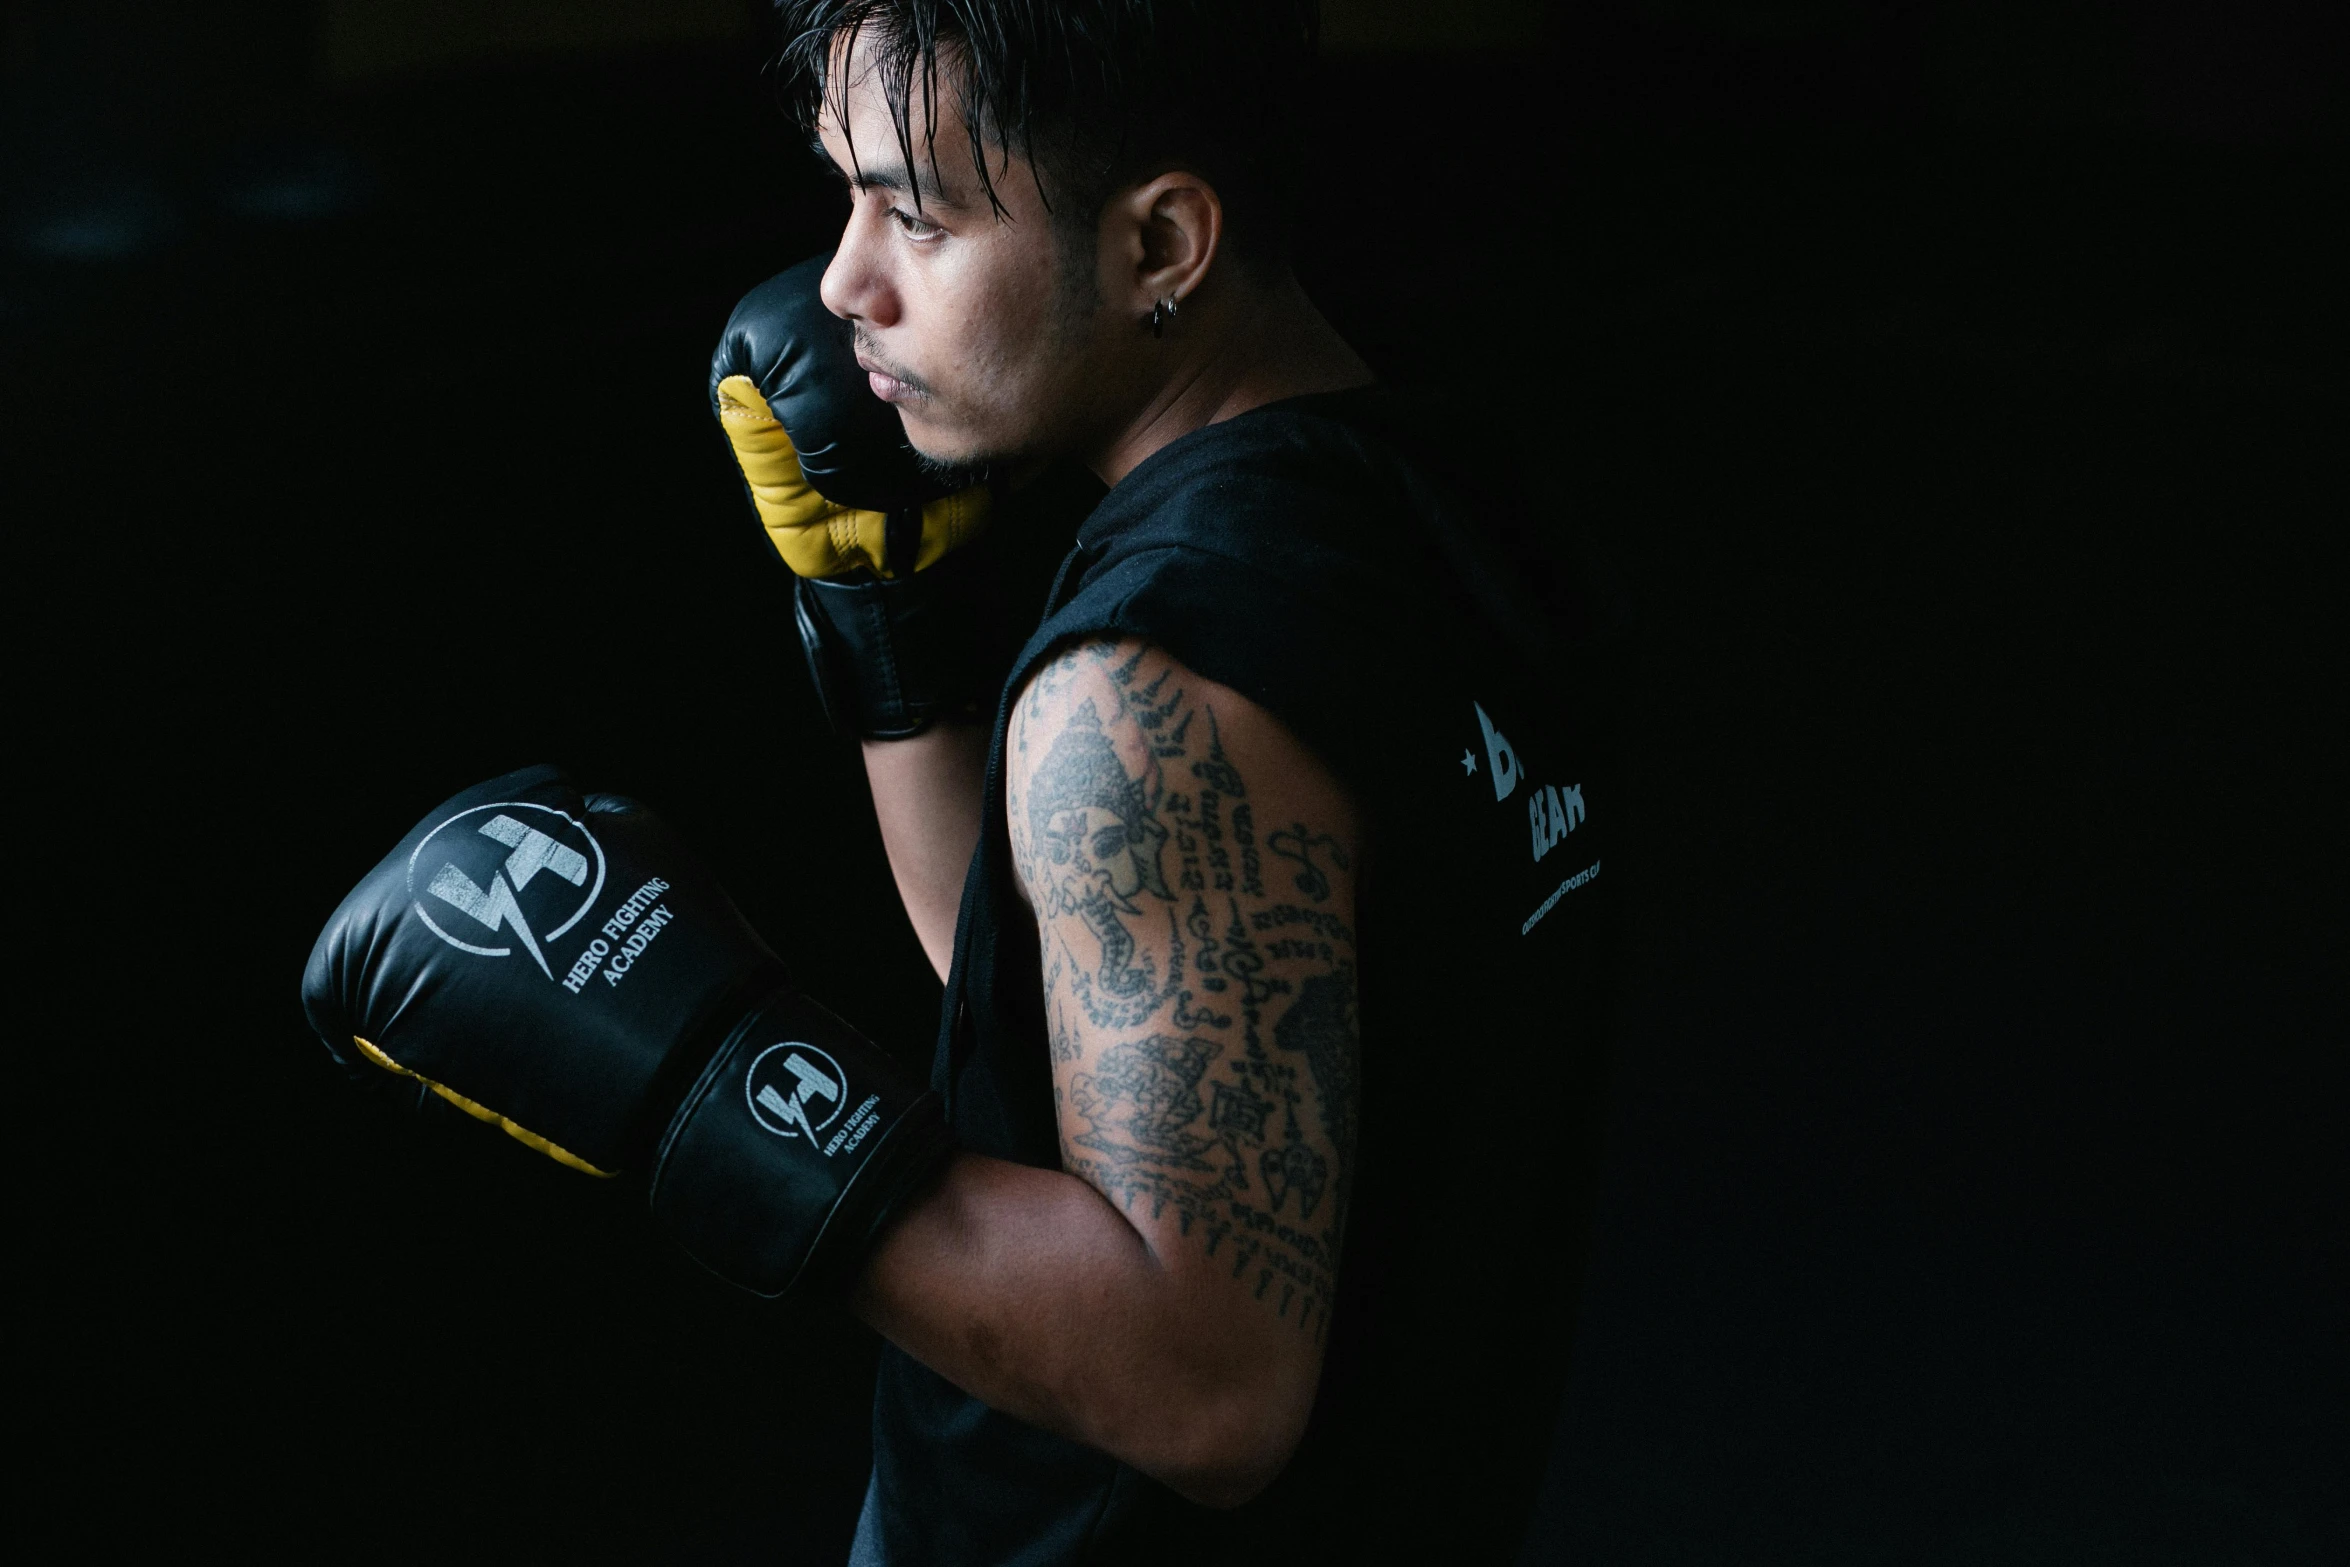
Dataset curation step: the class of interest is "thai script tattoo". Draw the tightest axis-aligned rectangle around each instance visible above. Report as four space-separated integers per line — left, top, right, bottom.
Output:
1010 641 1360 1339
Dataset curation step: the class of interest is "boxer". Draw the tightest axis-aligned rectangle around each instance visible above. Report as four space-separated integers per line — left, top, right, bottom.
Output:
307 4 1616 1560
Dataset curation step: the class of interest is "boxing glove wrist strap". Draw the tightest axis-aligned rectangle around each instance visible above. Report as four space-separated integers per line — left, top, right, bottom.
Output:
794 540 1019 740
649 989 954 1298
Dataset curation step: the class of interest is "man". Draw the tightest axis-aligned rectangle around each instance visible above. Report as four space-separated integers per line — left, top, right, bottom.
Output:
765 4 1617 1558
307 3 1616 1561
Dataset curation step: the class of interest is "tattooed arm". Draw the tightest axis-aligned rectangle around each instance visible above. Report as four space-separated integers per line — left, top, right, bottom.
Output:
854 638 1361 1507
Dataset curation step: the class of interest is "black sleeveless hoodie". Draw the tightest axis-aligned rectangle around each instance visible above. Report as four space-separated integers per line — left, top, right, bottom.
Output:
856 388 1620 1566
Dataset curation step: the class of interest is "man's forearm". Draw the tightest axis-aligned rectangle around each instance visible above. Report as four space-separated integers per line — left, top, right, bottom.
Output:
861 718 990 980
850 1152 1316 1508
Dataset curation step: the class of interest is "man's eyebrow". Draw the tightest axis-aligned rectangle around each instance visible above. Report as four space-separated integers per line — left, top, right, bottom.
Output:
808 136 956 204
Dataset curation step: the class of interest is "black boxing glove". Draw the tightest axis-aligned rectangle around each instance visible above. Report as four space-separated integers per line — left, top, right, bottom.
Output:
711 251 1013 738
301 764 951 1297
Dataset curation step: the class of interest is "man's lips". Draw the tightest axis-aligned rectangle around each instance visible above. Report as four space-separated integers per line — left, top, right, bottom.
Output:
855 353 922 404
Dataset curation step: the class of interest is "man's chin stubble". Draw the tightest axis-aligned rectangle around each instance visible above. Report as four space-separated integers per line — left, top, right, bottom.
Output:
899 413 1014 485
898 401 1056 484
911 446 993 487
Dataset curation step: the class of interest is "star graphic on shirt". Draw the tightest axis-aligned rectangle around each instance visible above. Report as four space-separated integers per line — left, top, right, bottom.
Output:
1460 749 1477 775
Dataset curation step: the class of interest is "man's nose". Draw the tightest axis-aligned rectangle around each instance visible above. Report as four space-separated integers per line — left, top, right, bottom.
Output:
821 212 900 328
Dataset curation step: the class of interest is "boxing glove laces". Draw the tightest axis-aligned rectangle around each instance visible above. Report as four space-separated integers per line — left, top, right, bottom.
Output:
711 251 1011 739
301 765 951 1297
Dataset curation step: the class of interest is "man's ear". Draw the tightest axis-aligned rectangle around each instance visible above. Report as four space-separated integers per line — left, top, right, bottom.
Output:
1109 172 1224 324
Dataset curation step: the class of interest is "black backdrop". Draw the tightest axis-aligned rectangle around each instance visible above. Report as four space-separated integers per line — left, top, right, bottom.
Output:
9 7 2345 1561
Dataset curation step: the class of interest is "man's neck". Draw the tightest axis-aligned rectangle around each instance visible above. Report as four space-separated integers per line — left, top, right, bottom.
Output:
1088 274 1374 487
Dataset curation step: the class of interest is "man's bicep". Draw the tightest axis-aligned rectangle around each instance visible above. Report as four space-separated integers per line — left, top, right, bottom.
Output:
1007 638 1361 1338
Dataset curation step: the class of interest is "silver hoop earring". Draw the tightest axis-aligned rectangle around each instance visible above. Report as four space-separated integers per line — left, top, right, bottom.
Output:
1148 294 1179 338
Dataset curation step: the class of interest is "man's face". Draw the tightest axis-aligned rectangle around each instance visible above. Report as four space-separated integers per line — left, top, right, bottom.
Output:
815 42 1123 468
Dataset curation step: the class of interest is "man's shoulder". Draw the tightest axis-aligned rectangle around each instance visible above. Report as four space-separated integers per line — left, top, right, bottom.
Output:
1054 389 1460 636
1085 388 1423 540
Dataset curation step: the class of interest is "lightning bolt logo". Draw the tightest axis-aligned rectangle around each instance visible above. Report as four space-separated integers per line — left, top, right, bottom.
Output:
420 813 591 979
746 1046 846 1145
426 861 551 976
756 1082 820 1140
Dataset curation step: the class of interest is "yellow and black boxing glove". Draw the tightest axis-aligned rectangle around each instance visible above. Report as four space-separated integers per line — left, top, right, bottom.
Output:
302 765 955 1299
711 252 1007 738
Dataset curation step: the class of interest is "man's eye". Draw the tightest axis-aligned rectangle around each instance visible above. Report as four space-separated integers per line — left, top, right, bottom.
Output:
888 207 942 240
1092 826 1129 860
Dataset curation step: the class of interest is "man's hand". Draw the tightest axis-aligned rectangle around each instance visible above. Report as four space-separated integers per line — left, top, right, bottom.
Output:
855 639 1361 1506
709 252 1004 742
711 252 987 583
302 766 954 1299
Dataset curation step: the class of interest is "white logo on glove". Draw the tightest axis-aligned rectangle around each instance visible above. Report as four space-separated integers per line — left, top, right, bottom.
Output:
746 1042 849 1143
408 802 607 979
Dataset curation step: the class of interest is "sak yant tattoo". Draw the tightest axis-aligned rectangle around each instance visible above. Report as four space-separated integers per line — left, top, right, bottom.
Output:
1010 641 1361 1339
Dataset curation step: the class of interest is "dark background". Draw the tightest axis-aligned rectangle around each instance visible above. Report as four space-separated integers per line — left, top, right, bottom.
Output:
9 2 2344 1560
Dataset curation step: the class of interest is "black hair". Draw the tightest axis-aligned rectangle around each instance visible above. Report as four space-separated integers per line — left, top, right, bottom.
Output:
772 0 1320 266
